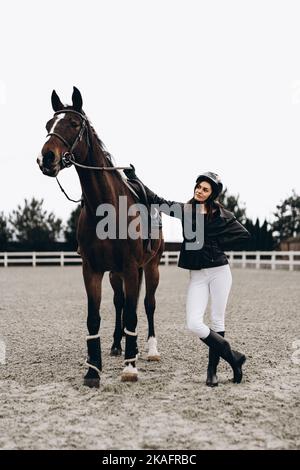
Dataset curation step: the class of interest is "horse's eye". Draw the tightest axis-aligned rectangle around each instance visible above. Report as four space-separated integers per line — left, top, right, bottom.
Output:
71 120 79 128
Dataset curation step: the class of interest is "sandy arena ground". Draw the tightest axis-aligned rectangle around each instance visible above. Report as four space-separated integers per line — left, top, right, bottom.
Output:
0 265 299 450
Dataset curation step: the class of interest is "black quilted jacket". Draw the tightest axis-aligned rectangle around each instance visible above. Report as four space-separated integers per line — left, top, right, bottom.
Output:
143 185 251 270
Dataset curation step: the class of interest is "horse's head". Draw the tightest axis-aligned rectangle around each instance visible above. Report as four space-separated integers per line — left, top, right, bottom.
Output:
37 87 89 177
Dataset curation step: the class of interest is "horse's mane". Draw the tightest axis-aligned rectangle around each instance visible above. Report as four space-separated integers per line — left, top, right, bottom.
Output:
87 119 115 166
89 121 126 186
63 106 126 186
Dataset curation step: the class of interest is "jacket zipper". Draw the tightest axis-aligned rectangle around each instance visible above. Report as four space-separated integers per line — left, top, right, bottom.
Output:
210 241 214 262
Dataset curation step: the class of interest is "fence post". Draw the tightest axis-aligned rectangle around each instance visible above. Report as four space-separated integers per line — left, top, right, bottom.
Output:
32 252 36 267
271 253 276 270
289 252 294 271
60 252 64 267
242 251 246 269
256 252 260 269
4 252 8 267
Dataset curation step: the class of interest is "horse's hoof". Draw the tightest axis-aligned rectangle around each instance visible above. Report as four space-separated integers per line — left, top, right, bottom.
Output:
83 378 100 388
147 355 161 362
121 364 138 382
110 347 122 356
121 373 138 382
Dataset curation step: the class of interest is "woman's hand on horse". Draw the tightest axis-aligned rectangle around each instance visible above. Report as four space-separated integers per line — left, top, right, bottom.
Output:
124 163 138 179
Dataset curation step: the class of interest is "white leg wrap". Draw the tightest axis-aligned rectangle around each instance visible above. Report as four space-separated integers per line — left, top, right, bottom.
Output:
124 354 139 365
124 328 137 337
85 360 101 375
86 333 100 340
124 354 139 364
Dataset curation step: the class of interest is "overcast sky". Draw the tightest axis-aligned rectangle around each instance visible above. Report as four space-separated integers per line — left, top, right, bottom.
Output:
1 0 299 240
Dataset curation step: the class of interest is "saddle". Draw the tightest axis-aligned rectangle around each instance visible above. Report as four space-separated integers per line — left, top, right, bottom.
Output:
124 178 162 252
80 175 162 254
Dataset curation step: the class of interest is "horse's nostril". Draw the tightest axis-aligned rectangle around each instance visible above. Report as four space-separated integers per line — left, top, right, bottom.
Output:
43 151 55 168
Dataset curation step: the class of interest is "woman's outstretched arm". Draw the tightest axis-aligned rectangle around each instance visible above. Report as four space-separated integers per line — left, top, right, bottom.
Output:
124 164 184 218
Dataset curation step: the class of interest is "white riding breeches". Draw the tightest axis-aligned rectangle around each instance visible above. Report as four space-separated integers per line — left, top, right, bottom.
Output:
186 264 232 339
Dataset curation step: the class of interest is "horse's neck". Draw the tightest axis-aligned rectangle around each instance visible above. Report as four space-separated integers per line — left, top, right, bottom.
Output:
77 146 126 217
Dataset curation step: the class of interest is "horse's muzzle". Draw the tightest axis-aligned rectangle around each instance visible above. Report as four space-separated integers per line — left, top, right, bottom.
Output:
37 158 59 177
37 153 60 177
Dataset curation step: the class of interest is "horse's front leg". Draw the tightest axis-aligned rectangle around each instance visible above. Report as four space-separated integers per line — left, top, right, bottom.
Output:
121 267 140 382
144 261 161 361
109 272 124 356
82 262 103 388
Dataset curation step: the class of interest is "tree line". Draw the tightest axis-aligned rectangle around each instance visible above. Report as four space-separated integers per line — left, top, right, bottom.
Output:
0 190 299 251
218 189 300 250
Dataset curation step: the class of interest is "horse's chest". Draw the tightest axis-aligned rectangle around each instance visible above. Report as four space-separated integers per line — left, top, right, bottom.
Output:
86 243 123 272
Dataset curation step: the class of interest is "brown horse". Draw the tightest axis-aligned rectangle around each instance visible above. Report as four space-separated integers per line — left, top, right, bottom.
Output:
37 87 164 387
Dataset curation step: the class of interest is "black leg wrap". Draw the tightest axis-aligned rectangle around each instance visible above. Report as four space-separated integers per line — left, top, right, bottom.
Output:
86 337 102 372
124 333 138 362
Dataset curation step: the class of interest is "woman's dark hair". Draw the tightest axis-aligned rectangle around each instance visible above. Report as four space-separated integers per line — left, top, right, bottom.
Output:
185 178 225 220
185 197 224 221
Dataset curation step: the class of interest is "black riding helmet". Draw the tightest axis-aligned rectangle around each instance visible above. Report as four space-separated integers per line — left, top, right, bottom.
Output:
195 172 223 199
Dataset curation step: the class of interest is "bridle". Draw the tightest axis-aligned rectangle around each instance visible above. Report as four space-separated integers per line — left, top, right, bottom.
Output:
47 109 131 171
46 109 132 202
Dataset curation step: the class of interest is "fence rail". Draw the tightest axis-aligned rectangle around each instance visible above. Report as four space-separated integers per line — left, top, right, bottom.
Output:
226 251 300 271
0 251 300 270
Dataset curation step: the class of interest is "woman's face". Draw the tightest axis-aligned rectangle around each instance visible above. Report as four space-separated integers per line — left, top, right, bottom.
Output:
194 180 213 202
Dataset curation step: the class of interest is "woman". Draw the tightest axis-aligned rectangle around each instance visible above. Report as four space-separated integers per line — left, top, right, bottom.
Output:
124 167 250 386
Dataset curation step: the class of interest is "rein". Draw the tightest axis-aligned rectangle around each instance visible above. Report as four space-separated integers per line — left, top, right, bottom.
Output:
61 153 132 171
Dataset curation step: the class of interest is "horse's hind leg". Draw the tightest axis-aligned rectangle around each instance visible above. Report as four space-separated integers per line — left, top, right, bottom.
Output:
144 260 160 361
82 262 103 388
109 272 124 356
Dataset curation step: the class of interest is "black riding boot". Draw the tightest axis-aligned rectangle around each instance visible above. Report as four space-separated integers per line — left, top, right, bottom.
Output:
206 331 224 387
202 330 246 384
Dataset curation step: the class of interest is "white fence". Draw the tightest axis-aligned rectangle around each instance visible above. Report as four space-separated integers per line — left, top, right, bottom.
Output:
160 251 300 270
0 251 300 270
226 251 300 271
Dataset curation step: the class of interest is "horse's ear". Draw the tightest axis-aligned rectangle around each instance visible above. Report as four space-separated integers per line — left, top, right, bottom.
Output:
51 90 64 112
72 86 83 111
